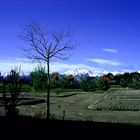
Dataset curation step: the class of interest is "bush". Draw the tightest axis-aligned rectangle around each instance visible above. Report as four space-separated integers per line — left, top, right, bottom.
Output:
120 78 130 87
80 76 110 91
80 76 93 91
30 66 47 92
131 72 140 89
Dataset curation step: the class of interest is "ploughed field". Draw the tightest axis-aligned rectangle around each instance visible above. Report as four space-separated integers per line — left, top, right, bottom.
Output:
1 88 140 124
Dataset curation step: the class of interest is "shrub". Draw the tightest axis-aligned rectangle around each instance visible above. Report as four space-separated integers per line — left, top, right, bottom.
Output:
80 76 93 91
131 72 140 89
30 66 47 92
80 76 110 91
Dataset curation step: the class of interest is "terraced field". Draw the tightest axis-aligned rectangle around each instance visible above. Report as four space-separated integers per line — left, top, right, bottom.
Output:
1 88 140 124
89 90 140 111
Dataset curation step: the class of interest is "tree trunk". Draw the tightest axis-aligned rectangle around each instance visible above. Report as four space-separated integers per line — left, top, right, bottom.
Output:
47 60 50 119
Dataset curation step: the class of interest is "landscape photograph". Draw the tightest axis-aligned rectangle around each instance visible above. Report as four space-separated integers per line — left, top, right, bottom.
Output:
1 0 140 133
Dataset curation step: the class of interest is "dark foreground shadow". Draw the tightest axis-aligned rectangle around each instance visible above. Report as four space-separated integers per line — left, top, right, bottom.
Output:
0 116 140 138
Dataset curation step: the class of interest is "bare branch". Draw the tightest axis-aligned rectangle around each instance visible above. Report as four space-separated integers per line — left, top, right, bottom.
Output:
18 21 74 120
18 21 74 62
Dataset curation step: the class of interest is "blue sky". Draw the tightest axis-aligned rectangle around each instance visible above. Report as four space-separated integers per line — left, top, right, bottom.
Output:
1 0 140 75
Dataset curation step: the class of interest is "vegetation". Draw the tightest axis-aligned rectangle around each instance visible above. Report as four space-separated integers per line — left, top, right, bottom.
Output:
1 67 140 125
2 69 140 94
80 76 110 91
30 66 47 92
2 68 23 117
18 21 74 119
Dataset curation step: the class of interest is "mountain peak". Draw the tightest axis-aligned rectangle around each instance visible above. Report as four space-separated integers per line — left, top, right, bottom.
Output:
64 68 103 77
64 68 121 77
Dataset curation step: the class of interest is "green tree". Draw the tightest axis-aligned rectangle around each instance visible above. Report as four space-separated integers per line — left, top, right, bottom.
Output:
131 72 140 89
101 75 110 91
120 72 131 87
80 76 110 91
31 66 47 92
50 72 60 88
80 76 94 91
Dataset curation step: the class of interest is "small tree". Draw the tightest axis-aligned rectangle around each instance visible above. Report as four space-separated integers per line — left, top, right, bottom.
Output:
129 72 140 89
59 75 69 89
18 21 74 119
31 66 47 92
80 76 93 91
101 75 110 91
66 74 74 88
50 72 60 88
120 73 131 87
2 68 23 117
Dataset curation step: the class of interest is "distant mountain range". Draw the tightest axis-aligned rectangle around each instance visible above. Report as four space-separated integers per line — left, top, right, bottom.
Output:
64 68 121 77
1 68 136 78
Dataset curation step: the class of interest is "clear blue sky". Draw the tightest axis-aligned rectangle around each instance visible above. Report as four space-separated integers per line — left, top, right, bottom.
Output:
1 0 140 74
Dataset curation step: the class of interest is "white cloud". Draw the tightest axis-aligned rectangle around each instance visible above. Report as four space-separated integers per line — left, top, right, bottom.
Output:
1 57 133 76
102 48 118 54
0 59 37 75
15 58 29 62
86 58 122 66
123 69 135 73
0 57 103 75
51 63 99 71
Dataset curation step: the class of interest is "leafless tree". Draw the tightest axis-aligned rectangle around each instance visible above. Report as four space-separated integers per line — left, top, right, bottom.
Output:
18 21 74 119
2 68 23 117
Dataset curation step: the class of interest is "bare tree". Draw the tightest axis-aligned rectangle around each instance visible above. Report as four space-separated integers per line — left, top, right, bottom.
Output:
18 21 74 119
2 68 23 117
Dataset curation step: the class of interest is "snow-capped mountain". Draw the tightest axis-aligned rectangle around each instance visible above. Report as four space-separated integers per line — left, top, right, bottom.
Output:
64 69 93 76
64 68 121 77
64 68 105 77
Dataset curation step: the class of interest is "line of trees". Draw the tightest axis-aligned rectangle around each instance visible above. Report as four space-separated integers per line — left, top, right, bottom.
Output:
28 69 140 91
113 72 140 88
2 69 140 94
